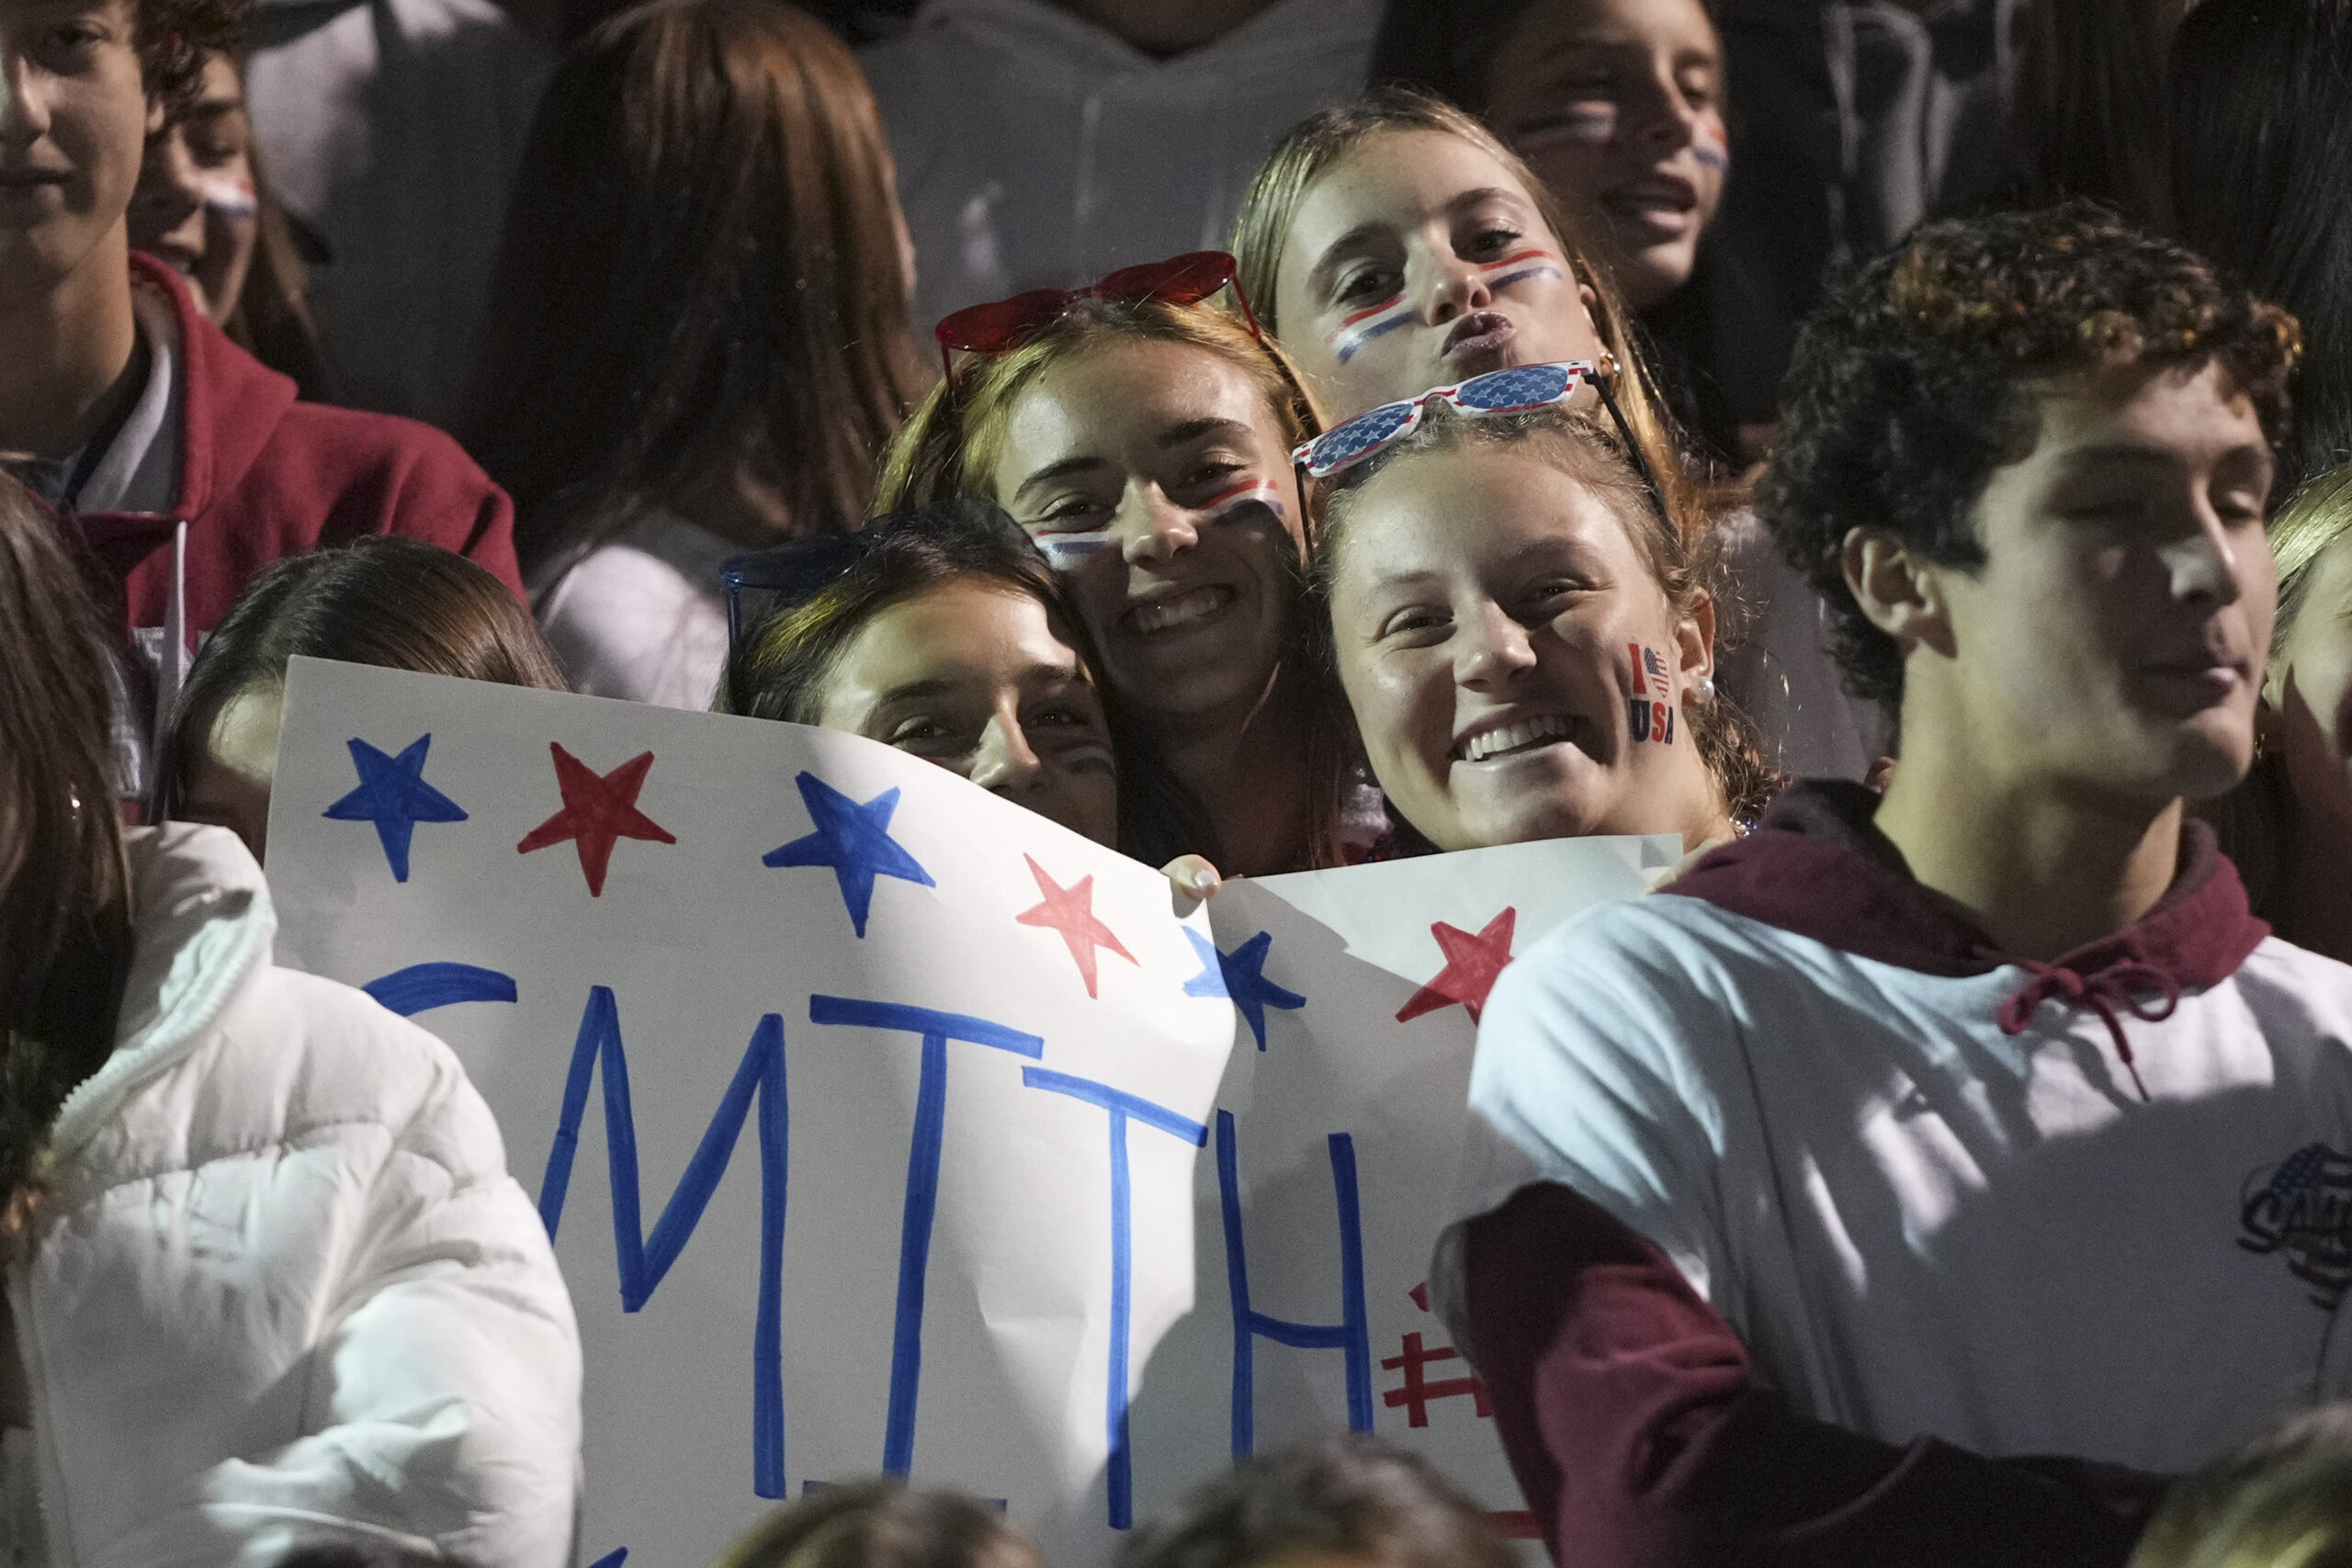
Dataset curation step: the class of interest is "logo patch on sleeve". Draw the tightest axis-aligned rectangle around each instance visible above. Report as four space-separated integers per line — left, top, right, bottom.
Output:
2240 1143 2352 1308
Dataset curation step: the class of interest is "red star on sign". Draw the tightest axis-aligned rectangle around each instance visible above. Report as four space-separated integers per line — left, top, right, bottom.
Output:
1014 854 1136 998
515 744 677 897
1395 908 1518 1024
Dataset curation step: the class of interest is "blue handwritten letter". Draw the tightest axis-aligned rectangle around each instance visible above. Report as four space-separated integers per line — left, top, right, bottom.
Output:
1021 1067 1207 1528
1216 1110 1373 1455
808 996 1043 1475
537 986 791 1496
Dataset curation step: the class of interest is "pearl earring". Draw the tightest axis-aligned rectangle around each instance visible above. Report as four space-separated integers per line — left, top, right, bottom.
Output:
1695 675 1716 702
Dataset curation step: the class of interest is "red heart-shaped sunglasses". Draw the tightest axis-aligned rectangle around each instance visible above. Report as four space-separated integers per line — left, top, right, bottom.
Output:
933 250 1261 380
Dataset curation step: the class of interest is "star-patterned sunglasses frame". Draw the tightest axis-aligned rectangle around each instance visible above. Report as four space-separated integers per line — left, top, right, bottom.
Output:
1289 361 1663 524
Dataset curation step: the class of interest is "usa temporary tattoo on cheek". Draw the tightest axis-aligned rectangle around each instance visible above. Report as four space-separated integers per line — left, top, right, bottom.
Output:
1326 294 1416 366
1199 478 1286 526
1514 103 1618 154
1626 641 1677 744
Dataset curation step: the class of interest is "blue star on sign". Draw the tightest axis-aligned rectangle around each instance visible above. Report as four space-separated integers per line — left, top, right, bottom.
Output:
322 735 469 883
763 772 936 937
1185 928 1306 1051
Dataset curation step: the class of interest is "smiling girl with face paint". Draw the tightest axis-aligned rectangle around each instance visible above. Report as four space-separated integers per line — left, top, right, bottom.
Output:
127 51 334 402
1316 401 1776 855
877 285 1364 876
1239 87 1886 784
723 501 1130 855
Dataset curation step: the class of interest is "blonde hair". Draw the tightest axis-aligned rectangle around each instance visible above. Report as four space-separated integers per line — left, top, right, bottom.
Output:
2267 465 2352 667
2128 1404 2352 1568
1229 87 1702 518
875 294 1314 512
2204 463 2352 909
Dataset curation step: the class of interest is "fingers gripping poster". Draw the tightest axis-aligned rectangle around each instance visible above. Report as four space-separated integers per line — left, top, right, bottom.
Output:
264 659 1677 1568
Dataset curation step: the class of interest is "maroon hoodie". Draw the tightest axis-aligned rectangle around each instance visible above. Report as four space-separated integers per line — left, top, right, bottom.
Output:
1460 780 2269 1568
51 255 521 640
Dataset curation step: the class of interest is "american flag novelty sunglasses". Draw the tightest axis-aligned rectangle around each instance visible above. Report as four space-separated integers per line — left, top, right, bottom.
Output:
1288 359 1648 488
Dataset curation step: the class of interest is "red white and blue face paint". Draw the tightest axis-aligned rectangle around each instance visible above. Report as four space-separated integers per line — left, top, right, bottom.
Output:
1323 294 1417 367
1035 533 1119 570
1323 249 1568 366
1626 642 1677 744
200 173 258 222
1692 119 1730 174
1198 477 1286 527
1515 103 1729 175
1031 478 1286 571
1514 103 1619 155
1479 246 1566 294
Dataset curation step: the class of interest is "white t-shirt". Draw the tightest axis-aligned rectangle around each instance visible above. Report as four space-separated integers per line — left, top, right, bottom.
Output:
532 509 737 709
862 0 1381 333
1442 797 2352 1475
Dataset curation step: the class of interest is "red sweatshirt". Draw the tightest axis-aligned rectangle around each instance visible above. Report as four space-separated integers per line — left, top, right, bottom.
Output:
51 254 521 641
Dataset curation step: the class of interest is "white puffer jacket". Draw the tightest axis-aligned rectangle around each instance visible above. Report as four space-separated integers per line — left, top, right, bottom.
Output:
3 824 582 1567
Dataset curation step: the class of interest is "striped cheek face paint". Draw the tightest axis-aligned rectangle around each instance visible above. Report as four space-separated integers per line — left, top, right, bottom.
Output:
1326 294 1416 367
199 174 258 222
1033 479 1285 570
1199 477 1286 527
1692 120 1730 174
1035 534 1119 571
1514 103 1618 155
1478 246 1566 294
1325 251 1566 367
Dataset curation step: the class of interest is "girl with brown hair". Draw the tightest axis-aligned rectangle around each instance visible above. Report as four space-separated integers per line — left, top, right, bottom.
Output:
129 48 335 403
722 499 1140 861
462 0 930 709
0 474 581 1559
876 255 1366 876
157 534 568 856
1230 89 1692 512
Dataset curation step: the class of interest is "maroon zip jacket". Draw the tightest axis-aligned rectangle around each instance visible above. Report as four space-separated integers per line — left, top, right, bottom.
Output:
51 254 521 639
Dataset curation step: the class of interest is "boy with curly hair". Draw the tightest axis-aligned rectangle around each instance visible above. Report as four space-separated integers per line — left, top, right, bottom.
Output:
0 0 520 752
1435 204 2352 1567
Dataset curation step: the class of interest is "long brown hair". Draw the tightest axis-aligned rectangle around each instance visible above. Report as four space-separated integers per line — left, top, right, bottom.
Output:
872 297 1359 870
157 536 567 822
230 129 334 402
461 0 930 580
1228 88 1703 523
0 476 135 1249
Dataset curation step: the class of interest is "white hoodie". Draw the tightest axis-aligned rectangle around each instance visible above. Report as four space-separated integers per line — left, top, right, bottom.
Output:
4 824 582 1567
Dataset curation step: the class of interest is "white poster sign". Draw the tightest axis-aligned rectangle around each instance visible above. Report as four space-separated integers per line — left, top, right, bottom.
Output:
265 658 1673 1567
